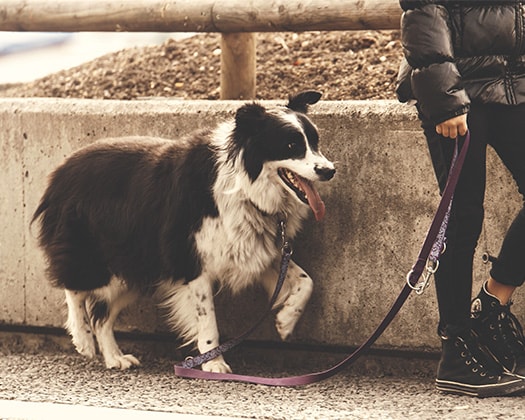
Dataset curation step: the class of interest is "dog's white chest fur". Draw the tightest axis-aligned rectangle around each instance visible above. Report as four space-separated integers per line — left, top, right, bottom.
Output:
196 209 280 291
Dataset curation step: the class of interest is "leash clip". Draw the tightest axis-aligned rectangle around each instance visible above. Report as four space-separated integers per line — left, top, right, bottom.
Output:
418 259 439 295
407 259 439 295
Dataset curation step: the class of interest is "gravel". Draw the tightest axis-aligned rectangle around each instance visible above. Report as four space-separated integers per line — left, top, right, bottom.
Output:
0 31 402 101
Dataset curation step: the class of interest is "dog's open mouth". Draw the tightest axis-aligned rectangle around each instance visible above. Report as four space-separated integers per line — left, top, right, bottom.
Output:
278 168 326 221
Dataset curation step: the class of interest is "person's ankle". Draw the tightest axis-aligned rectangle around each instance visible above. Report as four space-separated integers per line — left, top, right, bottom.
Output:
485 277 515 306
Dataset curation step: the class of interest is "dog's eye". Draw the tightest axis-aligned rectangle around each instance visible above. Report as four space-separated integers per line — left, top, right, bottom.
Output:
283 134 305 158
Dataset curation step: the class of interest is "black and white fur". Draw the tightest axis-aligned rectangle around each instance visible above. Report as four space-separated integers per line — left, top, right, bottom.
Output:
32 91 335 372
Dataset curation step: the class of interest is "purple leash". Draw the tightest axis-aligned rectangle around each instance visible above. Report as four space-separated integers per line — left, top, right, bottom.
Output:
175 132 471 386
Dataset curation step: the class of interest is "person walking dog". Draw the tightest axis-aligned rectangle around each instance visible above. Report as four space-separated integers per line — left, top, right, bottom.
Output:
397 0 525 397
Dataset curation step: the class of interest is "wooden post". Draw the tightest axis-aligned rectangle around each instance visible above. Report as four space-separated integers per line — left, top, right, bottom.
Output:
220 33 256 100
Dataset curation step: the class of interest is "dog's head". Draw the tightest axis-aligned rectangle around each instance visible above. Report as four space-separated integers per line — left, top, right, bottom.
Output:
230 91 335 221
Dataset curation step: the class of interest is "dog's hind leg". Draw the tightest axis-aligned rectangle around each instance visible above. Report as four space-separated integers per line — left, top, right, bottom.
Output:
262 260 314 341
65 289 97 358
90 279 140 370
157 276 232 373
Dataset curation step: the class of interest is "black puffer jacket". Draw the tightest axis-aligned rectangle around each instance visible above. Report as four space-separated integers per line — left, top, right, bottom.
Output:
397 0 525 124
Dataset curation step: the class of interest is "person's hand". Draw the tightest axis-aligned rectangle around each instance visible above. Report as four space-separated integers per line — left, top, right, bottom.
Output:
435 114 468 139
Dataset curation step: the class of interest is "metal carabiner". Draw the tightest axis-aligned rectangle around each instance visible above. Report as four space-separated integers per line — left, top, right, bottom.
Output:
406 259 439 295
415 259 439 295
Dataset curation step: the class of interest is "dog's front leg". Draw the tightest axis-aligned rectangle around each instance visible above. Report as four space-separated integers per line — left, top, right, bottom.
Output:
188 276 232 373
262 260 314 341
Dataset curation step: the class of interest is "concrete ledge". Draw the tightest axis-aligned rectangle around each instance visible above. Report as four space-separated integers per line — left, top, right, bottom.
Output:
0 98 522 354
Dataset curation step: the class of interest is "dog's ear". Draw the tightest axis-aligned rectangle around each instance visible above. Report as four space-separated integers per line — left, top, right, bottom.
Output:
235 102 267 137
233 103 268 181
286 91 322 113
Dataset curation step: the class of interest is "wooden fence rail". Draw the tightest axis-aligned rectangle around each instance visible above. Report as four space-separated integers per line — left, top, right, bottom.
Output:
0 0 402 98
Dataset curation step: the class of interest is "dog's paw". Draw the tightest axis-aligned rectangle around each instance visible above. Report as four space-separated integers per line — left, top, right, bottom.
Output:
72 335 97 359
202 359 232 373
104 353 141 370
275 306 302 341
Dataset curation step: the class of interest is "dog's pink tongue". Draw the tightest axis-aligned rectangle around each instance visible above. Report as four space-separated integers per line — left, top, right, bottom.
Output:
297 177 326 221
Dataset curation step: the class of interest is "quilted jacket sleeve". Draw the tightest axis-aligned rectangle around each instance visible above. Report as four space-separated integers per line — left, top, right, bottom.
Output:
400 2 470 124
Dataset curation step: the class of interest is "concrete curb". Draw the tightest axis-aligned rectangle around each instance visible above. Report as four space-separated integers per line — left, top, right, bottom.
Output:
0 98 522 354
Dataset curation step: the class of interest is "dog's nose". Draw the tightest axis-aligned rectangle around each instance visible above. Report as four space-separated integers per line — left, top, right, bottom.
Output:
315 165 336 181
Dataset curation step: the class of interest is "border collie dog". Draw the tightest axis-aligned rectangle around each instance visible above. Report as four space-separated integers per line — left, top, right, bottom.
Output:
32 91 335 372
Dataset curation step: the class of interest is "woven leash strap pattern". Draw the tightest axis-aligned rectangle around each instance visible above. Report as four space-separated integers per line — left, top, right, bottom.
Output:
175 132 471 386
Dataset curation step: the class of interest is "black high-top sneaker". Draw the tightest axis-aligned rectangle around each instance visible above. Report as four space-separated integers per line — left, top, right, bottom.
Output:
471 283 525 378
435 329 525 397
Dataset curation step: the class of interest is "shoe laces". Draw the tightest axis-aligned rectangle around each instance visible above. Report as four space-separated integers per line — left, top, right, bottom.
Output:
456 334 501 378
498 303 525 357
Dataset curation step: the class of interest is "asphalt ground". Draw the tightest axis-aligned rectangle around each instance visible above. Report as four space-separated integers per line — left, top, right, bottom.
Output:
1 331 524 420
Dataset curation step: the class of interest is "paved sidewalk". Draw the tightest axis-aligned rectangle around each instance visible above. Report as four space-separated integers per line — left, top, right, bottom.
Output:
1 334 524 420
0 400 242 420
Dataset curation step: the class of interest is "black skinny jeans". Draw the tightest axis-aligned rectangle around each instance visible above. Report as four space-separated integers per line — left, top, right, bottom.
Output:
419 103 525 335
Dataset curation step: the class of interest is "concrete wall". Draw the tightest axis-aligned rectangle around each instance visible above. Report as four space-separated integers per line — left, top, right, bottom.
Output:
0 98 522 353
